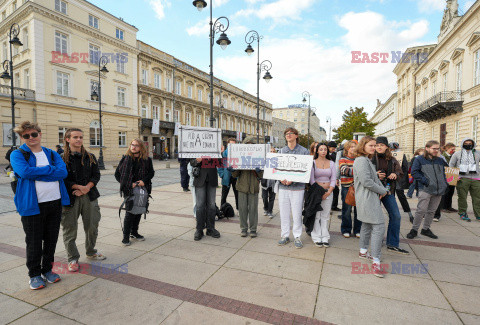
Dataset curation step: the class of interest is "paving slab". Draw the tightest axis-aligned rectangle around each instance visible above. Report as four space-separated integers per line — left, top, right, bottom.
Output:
0 251 25 272
409 244 480 267
421 259 480 287
177 229 251 249
436 282 480 315
0 293 37 324
457 312 480 325
10 308 81 324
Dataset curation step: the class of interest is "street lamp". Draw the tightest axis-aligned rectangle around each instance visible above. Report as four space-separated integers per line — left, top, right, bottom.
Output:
0 23 22 148
302 91 312 145
90 55 109 170
245 30 273 143
193 0 231 127
326 116 332 141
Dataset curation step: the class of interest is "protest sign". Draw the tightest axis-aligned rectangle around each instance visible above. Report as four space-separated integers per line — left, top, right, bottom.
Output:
445 167 460 186
227 143 271 170
392 151 405 166
178 126 222 158
263 153 313 183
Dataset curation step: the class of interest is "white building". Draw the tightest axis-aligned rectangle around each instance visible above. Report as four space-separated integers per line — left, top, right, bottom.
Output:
370 93 397 143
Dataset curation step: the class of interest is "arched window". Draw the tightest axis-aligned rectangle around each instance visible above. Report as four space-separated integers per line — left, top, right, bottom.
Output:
89 120 102 146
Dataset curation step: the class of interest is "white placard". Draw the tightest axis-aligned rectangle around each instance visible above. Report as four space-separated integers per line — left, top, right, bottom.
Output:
3 123 19 146
178 125 222 158
227 143 271 170
174 122 181 136
263 153 313 183
392 151 405 166
152 119 160 134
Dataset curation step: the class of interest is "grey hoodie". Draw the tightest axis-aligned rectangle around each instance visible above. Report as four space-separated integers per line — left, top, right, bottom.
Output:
449 138 480 179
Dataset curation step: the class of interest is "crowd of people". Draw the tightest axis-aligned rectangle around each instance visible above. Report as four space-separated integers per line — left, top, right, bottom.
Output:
9 120 479 290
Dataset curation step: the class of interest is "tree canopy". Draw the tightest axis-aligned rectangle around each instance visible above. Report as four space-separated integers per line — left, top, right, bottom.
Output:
333 107 377 143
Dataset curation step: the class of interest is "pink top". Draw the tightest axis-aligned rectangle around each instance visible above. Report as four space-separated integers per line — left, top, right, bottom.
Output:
310 160 336 187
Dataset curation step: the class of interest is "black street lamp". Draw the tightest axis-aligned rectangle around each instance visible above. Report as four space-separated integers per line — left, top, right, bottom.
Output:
326 116 332 141
302 91 312 145
90 55 109 170
193 0 231 128
245 30 272 143
0 23 23 148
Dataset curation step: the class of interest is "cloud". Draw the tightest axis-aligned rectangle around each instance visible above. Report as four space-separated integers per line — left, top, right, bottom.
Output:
417 0 445 13
186 17 248 37
235 0 315 22
463 0 475 12
149 0 170 20
244 0 265 4
213 0 230 7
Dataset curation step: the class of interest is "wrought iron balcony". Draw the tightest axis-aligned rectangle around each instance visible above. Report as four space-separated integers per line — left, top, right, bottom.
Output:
413 91 463 122
0 85 35 101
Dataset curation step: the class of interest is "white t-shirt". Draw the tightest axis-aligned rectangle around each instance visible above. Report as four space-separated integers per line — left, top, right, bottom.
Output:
33 151 61 203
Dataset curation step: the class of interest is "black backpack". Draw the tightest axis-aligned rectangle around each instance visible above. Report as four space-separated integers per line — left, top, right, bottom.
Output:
220 202 234 219
11 149 55 194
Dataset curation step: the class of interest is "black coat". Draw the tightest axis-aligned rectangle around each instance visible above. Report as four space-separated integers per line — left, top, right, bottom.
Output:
64 152 101 206
397 154 410 190
190 158 220 187
115 156 155 196
302 183 327 233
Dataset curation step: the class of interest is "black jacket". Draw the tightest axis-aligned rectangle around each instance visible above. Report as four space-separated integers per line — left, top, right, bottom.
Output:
190 158 220 187
115 156 155 196
64 152 101 206
302 183 327 233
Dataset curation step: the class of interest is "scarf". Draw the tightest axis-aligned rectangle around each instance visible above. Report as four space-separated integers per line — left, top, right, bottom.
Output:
459 149 477 174
117 155 146 197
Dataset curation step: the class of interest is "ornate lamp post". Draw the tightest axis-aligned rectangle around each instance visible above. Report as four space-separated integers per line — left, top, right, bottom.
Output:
0 23 23 148
90 56 109 170
193 0 231 127
244 30 272 143
326 116 332 141
302 91 312 145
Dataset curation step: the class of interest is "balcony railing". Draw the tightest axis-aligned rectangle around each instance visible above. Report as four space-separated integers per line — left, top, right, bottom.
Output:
413 91 463 122
0 85 35 101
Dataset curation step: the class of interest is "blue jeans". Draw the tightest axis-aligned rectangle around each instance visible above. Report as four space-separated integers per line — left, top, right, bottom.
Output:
381 193 402 247
407 181 418 197
340 186 361 234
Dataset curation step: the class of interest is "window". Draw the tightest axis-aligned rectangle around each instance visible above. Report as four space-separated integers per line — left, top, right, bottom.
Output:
14 73 20 87
89 15 99 29
174 110 180 123
90 80 99 101
222 119 226 129
206 116 210 127
90 120 101 146
196 115 201 127
116 54 126 74
456 62 462 91
186 112 191 126
58 127 67 146
423 87 427 101
473 116 478 143
3 42 7 62
141 69 148 85
198 89 202 101
141 105 148 118
116 28 124 40
166 77 172 92
455 120 460 145
55 31 68 54
13 1 17 11
117 87 126 106
22 28 28 49
23 69 29 89
119 132 127 147
165 108 171 121
230 120 234 130
431 127 434 139
55 0 67 14
443 73 448 91
175 81 181 95
188 85 192 98
152 105 160 120
432 80 436 96
154 73 161 88
475 50 480 86
89 44 100 64
56 71 69 96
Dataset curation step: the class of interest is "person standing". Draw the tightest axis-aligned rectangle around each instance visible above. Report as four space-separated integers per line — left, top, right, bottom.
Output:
11 121 70 289
328 141 341 212
218 138 239 211
61 128 105 272
407 148 425 200
115 139 155 246
441 143 457 213
277 128 309 249
339 140 360 238
261 147 277 218
310 143 336 247
354 136 388 278
187 161 196 218
56 145 64 155
449 138 480 221
373 138 409 255
178 158 190 192
407 140 448 239
389 142 414 222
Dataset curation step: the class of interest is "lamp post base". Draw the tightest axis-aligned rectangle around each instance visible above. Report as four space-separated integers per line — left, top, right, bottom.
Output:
98 149 105 170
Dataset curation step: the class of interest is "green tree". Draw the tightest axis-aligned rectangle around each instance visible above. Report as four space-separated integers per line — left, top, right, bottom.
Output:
333 107 377 142
298 134 314 150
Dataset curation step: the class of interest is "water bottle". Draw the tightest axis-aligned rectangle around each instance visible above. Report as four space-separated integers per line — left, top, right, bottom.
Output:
385 183 391 195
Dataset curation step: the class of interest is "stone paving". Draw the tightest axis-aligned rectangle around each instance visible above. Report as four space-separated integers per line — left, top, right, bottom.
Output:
0 166 480 324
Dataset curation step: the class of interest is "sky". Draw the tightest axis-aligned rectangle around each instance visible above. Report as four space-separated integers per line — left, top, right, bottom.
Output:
89 0 476 134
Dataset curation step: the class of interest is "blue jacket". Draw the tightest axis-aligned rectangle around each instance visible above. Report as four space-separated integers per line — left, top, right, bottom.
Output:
11 144 70 216
217 148 233 186
411 155 448 196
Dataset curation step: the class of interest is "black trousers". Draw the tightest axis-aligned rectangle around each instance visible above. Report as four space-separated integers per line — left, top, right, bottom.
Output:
394 188 411 213
262 187 276 213
21 199 62 278
123 212 142 238
332 185 339 209
195 184 216 231
443 185 456 209
221 178 238 210
180 165 190 189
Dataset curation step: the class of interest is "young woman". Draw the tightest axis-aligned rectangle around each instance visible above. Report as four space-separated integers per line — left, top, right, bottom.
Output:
309 143 336 247
407 148 425 200
354 136 388 278
339 140 360 238
309 142 319 156
115 139 154 246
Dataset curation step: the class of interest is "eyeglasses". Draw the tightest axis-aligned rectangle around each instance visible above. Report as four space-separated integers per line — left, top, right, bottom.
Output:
285 132 296 136
430 148 440 151
22 132 39 139
130 144 140 148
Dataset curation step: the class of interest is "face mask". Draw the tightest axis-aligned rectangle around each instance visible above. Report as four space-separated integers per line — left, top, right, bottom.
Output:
463 144 473 150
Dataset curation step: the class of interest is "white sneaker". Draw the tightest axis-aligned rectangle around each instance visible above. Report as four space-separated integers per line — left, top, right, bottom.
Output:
343 233 351 238
68 260 79 272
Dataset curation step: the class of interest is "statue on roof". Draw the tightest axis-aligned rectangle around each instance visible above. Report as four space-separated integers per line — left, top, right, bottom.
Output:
441 0 459 33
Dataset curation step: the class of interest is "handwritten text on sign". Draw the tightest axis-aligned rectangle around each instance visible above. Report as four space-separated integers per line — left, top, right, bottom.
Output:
178 126 222 158
263 153 313 183
227 144 271 170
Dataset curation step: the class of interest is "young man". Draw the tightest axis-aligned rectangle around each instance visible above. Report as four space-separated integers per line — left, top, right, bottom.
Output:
441 143 457 213
449 138 480 221
10 121 70 290
61 128 105 273
327 141 341 212
407 140 448 239
218 138 239 211
277 127 309 248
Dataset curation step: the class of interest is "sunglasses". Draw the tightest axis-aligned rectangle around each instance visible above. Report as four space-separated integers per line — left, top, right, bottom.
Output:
22 132 39 139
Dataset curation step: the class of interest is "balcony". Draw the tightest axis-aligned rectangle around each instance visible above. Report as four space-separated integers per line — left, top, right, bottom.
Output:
0 85 35 101
413 91 463 122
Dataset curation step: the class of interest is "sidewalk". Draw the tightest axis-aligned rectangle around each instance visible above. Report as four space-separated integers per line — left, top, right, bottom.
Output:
0 184 479 324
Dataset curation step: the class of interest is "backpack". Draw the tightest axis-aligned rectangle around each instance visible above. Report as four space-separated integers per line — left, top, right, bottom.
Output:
11 149 55 194
215 204 224 220
220 202 234 219
118 186 151 230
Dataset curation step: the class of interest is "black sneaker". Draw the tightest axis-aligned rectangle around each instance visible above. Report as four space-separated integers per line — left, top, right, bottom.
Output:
206 229 221 238
406 229 417 239
130 233 145 241
314 242 323 247
194 229 204 241
122 238 131 246
421 228 438 239
183 188 190 192
323 242 330 248
331 207 341 212
387 246 410 255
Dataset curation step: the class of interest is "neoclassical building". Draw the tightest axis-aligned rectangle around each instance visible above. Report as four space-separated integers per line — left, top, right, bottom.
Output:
271 117 295 148
371 93 397 143
0 0 139 161
137 40 273 158
271 105 323 142
394 0 480 155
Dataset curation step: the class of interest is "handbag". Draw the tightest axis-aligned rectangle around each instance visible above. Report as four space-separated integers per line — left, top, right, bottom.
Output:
192 166 200 177
345 185 356 206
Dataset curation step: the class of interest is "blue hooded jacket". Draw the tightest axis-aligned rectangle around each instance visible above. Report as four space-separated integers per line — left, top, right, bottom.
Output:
10 144 70 216
217 148 234 186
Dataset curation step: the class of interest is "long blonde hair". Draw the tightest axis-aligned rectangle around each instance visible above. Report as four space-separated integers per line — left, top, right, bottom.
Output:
125 138 148 160
63 128 95 166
